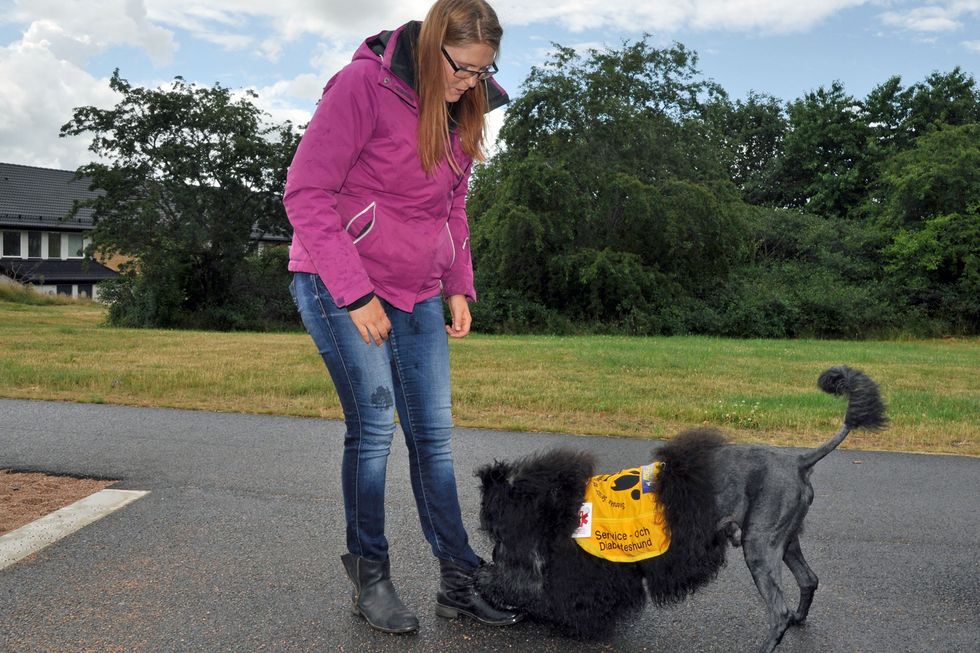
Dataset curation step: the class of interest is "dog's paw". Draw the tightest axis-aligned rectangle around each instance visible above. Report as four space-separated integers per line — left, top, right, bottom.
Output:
716 516 743 547
473 562 495 588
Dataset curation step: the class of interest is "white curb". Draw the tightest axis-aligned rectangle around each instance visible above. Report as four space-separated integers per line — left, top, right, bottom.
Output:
0 488 149 571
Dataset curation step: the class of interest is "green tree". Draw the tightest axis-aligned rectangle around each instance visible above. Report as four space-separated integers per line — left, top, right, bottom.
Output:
703 91 787 205
768 82 874 218
718 207 898 338
863 70 980 161
469 38 746 333
863 75 915 160
904 68 980 138
857 69 979 222
469 47 979 336
61 70 299 329
877 123 980 329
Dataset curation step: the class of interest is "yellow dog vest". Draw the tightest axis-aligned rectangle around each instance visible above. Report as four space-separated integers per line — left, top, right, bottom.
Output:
572 462 670 562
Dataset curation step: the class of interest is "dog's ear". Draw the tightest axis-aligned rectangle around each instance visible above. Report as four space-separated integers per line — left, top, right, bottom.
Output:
506 449 595 538
476 460 513 491
477 460 520 542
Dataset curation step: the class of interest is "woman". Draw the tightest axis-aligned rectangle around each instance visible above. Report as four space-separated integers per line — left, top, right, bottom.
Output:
283 0 517 635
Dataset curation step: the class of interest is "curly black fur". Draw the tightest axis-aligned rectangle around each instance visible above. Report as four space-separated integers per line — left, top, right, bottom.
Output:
476 448 647 638
475 366 887 652
474 432 729 638
643 428 729 605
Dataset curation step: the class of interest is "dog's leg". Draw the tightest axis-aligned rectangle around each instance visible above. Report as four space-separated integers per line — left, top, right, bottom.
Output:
743 535 794 653
782 534 818 624
474 542 544 610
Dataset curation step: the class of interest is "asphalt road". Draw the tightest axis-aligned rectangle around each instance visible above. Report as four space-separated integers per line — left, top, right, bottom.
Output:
0 398 977 652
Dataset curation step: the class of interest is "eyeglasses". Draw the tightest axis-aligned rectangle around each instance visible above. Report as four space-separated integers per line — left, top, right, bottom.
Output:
441 47 498 81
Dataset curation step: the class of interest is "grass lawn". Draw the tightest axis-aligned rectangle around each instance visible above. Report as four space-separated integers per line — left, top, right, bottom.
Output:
0 296 977 456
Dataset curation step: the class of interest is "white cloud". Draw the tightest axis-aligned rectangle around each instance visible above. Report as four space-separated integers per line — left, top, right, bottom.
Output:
878 1 980 33
308 39 360 80
2 1 424 71
246 75 321 128
140 0 430 59
0 0 390 170
881 7 960 31
0 0 179 170
492 0 872 34
6 1 890 66
0 37 120 169
243 37 358 124
196 32 254 50
4 0 974 169
8 0 177 66
20 20 101 63
516 39 630 72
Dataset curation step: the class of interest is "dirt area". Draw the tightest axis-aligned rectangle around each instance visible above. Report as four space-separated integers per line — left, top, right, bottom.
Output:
0 469 115 536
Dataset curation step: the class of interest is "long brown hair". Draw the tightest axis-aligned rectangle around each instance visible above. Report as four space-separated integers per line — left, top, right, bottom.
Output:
416 0 502 174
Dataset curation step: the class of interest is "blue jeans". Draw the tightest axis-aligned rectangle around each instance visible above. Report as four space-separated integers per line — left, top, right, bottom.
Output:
290 272 480 568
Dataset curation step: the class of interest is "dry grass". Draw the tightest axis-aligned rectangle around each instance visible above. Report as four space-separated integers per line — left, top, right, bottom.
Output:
0 299 977 455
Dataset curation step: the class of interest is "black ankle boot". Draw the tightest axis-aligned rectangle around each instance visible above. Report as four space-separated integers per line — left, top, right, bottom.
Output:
341 553 419 634
434 558 522 626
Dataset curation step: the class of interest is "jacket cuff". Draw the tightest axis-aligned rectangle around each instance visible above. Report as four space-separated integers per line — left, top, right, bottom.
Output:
442 285 476 303
345 291 375 311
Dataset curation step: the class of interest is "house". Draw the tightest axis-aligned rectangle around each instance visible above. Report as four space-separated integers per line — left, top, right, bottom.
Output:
0 162 119 301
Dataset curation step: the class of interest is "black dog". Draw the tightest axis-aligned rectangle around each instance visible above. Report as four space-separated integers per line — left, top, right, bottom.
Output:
476 366 887 653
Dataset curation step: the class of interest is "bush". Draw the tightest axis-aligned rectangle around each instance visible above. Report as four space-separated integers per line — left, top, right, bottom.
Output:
0 283 82 306
102 246 300 331
717 263 903 338
469 289 569 334
716 275 799 338
235 246 301 331
99 267 185 328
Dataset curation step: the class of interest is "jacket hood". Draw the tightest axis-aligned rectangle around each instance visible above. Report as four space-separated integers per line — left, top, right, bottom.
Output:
354 21 508 113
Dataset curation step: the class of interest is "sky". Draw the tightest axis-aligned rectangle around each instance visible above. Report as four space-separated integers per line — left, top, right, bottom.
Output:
0 0 977 171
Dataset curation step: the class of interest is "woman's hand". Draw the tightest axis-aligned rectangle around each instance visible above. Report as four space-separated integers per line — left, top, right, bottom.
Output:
348 297 392 346
446 294 472 338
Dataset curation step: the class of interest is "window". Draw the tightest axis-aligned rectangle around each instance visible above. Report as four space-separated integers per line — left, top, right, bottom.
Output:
67 233 84 258
77 284 93 299
28 231 42 258
48 233 62 258
2 231 20 257
56 284 72 296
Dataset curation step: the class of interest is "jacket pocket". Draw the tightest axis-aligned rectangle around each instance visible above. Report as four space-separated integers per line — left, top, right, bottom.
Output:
438 222 457 272
344 201 376 245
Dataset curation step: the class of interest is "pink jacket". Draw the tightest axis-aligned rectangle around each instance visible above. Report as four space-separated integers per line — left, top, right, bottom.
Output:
283 22 508 312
